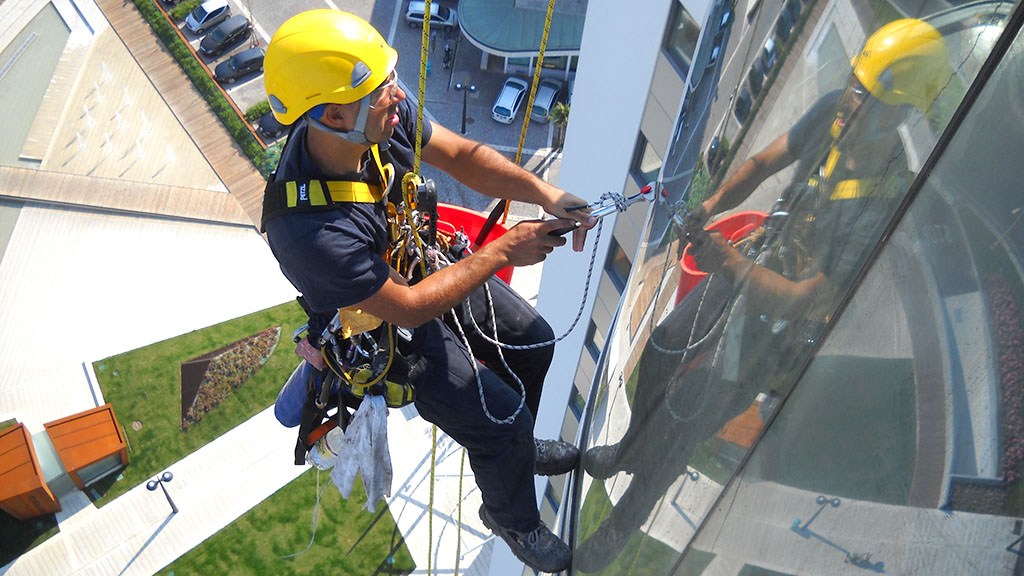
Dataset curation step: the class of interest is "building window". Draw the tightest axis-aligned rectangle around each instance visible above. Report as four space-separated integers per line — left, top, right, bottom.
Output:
605 238 632 292
570 385 585 420
585 320 605 361
631 134 663 186
663 0 701 75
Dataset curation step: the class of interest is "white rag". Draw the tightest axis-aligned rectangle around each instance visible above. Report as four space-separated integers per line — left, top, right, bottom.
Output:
330 395 393 512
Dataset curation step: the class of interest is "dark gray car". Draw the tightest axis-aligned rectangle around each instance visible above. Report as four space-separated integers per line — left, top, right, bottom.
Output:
199 15 251 57
214 47 265 84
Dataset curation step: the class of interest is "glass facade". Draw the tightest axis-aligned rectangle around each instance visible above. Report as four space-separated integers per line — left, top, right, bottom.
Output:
570 0 1024 573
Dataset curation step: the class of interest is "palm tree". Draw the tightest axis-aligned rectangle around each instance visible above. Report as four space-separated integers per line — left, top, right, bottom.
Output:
549 102 570 149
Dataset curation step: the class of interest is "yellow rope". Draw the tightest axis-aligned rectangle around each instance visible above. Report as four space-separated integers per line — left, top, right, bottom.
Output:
413 0 432 176
507 0 557 223
428 425 437 576
412 3 553 570
409 14 441 576
453 448 466 576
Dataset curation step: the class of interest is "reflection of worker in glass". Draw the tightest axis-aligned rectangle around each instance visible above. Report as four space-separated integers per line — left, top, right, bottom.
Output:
576 20 951 572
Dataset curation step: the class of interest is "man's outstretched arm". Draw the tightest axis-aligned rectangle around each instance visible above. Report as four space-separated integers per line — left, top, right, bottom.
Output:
422 122 595 250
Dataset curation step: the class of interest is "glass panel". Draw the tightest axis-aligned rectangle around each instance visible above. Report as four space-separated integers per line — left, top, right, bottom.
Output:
631 134 664 187
664 0 702 75
605 238 632 292
685 21 1024 574
573 0 1020 573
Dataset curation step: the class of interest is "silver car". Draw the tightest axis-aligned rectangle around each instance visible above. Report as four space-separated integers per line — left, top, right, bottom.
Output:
530 79 563 123
491 77 528 124
404 1 458 31
185 0 230 35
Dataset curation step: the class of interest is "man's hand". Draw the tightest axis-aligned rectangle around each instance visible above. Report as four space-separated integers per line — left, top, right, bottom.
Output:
691 231 741 276
543 191 597 252
487 218 574 267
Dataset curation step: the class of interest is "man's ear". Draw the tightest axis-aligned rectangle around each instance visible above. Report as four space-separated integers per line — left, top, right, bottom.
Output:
322 104 347 129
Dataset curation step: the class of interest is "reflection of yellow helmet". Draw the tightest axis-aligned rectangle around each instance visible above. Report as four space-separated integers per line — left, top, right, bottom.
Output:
264 10 398 125
852 19 952 112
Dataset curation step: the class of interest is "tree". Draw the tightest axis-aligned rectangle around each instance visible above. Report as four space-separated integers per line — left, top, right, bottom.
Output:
549 102 570 149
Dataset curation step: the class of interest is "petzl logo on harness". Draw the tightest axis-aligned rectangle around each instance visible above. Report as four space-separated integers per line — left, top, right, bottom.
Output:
299 183 308 202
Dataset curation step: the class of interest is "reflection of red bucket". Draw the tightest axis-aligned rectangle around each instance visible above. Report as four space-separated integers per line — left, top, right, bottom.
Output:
436 203 514 284
676 211 768 303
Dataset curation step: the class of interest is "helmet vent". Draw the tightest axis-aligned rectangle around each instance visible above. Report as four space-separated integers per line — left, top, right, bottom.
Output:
269 94 287 114
351 62 371 88
878 68 895 91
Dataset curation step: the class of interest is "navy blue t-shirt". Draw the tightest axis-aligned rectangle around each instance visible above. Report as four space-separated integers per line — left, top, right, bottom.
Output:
266 98 432 315
778 90 909 285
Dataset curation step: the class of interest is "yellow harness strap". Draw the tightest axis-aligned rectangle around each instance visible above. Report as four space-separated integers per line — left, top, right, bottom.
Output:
281 145 391 207
283 180 383 206
807 145 897 200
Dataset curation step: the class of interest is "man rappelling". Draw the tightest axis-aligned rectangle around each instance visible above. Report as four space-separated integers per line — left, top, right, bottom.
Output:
261 10 595 573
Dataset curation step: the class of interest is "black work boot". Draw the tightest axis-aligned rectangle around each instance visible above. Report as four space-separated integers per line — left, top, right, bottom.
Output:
479 504 572 573
582 443 629 479
534 438 579 476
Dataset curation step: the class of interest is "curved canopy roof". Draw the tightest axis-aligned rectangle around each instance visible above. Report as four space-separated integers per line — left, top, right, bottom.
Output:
459 0 587 57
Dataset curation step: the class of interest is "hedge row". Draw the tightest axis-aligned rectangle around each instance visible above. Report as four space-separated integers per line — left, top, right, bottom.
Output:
132 0 272 177
168 0 202 22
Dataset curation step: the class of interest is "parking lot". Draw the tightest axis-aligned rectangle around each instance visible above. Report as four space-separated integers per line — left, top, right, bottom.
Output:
176 5 267 121
177 0 566 211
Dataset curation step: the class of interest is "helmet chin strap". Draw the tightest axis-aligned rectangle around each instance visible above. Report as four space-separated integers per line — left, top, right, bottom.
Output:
307 95 391 151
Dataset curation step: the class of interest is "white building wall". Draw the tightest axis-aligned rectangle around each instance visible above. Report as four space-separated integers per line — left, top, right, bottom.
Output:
532 0 673 451
487 0 723 572
484 0 675 572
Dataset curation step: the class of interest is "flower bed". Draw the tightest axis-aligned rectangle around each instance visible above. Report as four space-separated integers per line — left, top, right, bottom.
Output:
183 326 281 428
989 274 1024 484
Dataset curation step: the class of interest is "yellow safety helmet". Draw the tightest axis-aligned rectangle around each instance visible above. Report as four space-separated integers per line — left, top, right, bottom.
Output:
852 18 952 113
264 10 398 126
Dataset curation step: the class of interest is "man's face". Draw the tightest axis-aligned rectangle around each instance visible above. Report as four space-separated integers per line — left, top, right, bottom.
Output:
362 70 405 143
834 74 908 146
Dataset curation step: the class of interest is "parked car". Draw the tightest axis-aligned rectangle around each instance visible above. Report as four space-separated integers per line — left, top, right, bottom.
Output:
784 0 802 21
185 0 230 35
747 59 764 95
705 136 721 174
530 79 562 123
491 77 528 124
256 111 286 139
199 15 251 57
707 43 722 68
733 88 752 124
761 37 777 70
775 9 794 41
716 7 734 39
214 47 265 84
405 1 458 31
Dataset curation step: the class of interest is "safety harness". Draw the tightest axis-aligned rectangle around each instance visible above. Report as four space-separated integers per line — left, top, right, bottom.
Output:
262 139 454 464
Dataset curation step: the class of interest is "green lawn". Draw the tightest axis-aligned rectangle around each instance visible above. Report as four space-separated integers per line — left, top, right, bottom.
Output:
93 301 307 505
747 355 916 505
0 511 58 567
94 300 416 573
160 469 415 575
575 480 689 575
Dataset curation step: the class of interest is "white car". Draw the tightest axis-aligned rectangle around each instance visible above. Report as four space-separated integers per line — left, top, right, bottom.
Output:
405 1 458 31
530 79 563 123
491 77 529 124
185 0 230 35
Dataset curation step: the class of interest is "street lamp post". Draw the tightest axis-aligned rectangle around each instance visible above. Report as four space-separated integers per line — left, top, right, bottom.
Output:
454 81 478 135
146 471 178 514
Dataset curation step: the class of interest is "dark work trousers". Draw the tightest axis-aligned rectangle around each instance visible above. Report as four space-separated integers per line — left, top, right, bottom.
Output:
411 276 555 533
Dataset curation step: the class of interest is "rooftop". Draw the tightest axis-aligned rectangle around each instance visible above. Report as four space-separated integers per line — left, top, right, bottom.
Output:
459 0 588 57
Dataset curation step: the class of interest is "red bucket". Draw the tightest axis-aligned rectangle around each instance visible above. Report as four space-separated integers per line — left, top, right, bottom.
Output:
436 203 514 284
676 210 767 303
